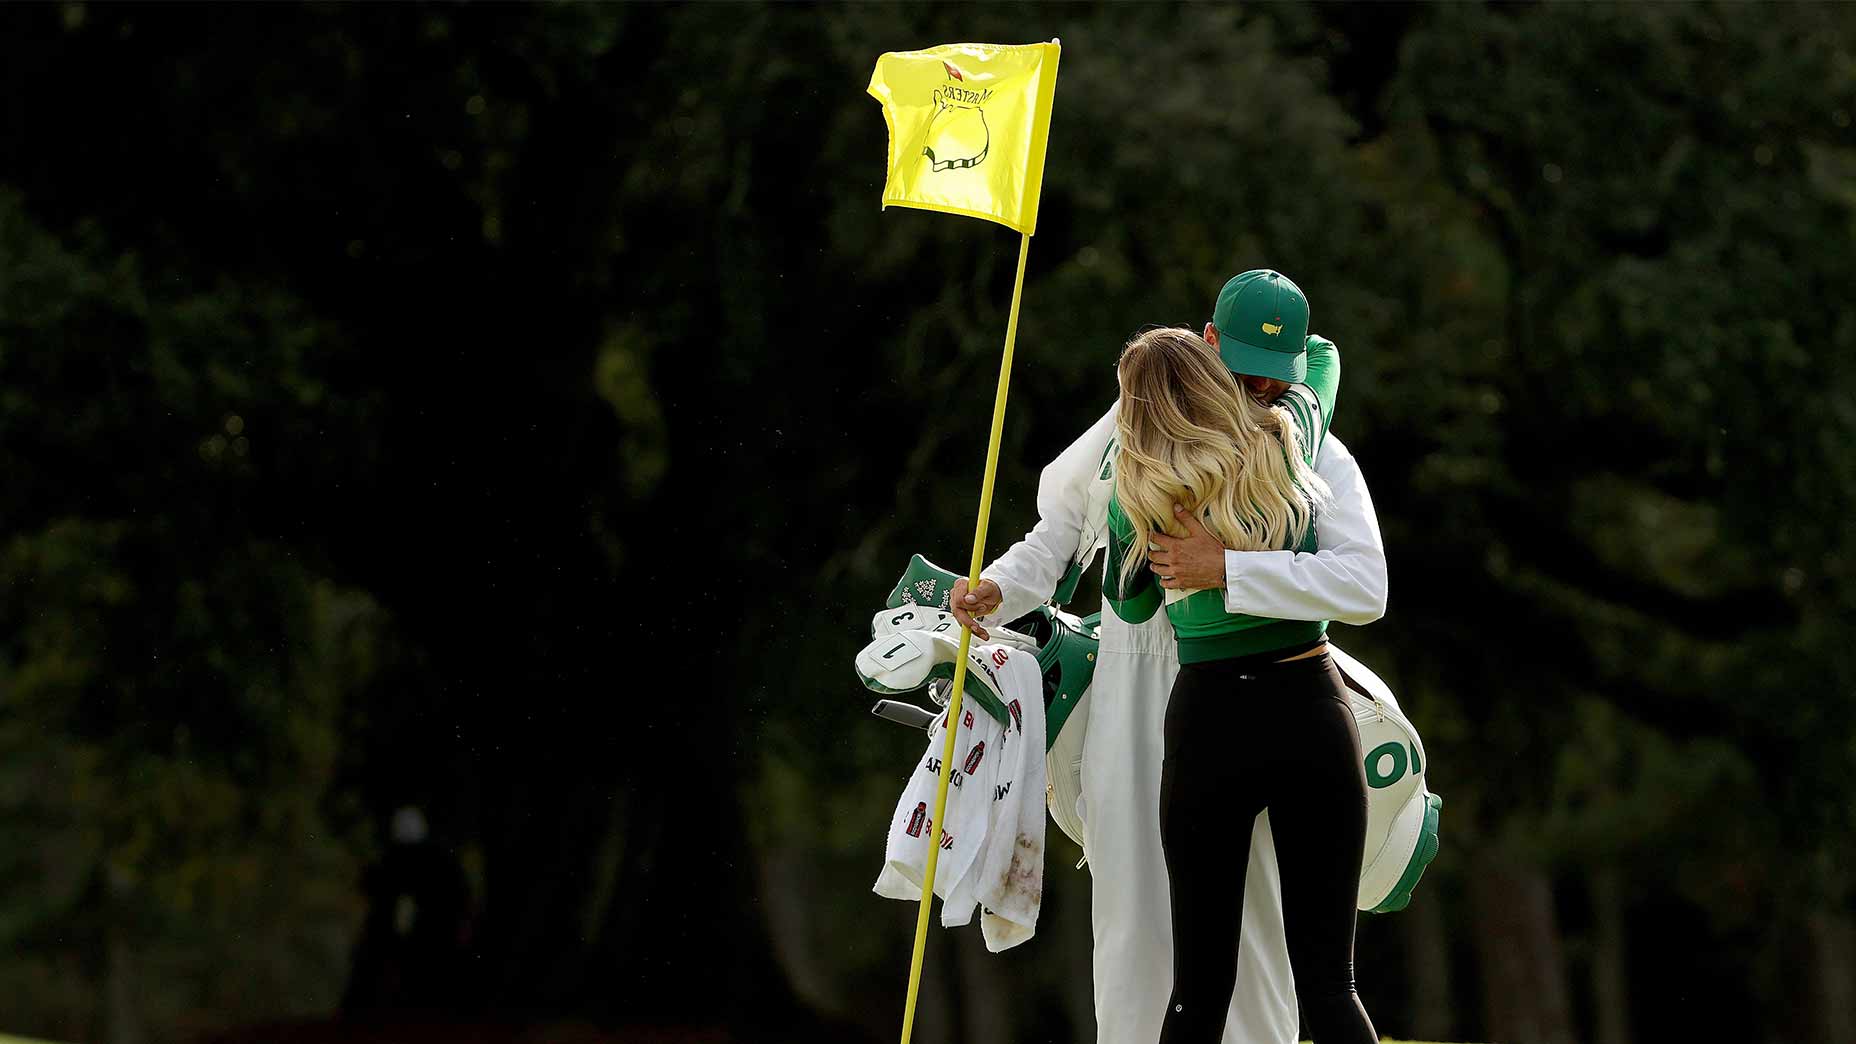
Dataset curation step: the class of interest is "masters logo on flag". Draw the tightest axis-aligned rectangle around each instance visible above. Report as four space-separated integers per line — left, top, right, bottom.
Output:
867 41 1060 235
925 63 991 172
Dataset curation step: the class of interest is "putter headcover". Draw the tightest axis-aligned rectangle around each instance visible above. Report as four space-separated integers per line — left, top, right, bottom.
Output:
884 553 963 612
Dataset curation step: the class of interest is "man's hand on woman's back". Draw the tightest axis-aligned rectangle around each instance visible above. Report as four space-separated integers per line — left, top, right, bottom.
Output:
1147 505 1230 591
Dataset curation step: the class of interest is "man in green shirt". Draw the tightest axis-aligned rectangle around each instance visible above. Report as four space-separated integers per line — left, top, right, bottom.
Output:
951 268 1385 1044
1103 272 1341 663
1096 272 1380 1044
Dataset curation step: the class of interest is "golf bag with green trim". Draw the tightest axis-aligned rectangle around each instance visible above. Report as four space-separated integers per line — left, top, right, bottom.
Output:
856 554 1440 913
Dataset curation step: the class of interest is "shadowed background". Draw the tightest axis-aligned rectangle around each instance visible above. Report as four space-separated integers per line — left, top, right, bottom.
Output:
1 3 1854 1043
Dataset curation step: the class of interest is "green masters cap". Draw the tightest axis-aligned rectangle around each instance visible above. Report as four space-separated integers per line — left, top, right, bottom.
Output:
1212 270 1310 383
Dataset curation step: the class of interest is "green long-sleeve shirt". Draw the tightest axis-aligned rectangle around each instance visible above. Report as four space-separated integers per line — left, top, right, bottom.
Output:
1105 335 1340 663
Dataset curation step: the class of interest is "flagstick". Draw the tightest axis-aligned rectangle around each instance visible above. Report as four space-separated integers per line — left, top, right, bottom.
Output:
898 230 1033 1044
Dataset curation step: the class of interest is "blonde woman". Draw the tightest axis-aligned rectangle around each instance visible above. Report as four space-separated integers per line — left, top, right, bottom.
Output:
1104 306 1377 1038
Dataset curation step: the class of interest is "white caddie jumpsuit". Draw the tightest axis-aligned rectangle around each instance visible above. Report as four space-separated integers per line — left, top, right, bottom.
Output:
981 406 1388 1044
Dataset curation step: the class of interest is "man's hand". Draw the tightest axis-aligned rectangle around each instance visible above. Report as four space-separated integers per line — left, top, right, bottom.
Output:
949 577 1002 641
1148 504 1229 591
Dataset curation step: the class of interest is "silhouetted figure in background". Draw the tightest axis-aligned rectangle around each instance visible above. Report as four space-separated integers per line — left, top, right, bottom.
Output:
343 807 475 1015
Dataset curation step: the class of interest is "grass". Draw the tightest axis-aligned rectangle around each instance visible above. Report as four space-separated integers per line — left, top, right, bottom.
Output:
0 1026 1481 1044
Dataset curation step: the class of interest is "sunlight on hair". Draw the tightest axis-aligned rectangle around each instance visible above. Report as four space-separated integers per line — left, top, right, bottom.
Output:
1113 328 1329 590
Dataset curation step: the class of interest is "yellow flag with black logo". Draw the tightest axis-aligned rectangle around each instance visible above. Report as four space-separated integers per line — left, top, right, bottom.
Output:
867 41 1060 236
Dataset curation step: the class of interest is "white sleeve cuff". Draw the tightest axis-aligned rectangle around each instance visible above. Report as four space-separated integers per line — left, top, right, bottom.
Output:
980 572 1042 627
1222 549 1247 614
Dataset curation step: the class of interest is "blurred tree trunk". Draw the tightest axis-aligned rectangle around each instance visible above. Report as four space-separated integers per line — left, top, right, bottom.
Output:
955 927 1012 1044
1468 851 1574 1044
107 931 143 1044
567 684 795 1026
1809 911 1856 1044
758 843 838 1012
104 867 144 1044
1058 877 1097 1043
915 931 957 1044
1590 868 1630 1044
1402 884 1455 1043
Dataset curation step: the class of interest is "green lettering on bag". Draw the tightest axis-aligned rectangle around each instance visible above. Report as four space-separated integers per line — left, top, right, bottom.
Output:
1365 741 1407 789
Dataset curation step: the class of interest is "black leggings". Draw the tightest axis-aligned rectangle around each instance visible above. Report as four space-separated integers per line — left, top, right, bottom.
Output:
1158 649 1377 1044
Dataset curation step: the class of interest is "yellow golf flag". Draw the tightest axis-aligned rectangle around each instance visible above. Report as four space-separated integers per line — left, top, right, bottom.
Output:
867 41 1060 235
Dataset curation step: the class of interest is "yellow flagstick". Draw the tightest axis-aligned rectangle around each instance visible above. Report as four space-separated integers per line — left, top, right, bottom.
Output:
867 36 1059 1044
898 230 1033 1044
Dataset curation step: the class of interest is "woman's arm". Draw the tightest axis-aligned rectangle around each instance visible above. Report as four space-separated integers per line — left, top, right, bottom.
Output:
1222 434 1387 624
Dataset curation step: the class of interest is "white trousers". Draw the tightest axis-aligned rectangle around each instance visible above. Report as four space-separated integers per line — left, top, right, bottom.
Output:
1086 607 1299 1044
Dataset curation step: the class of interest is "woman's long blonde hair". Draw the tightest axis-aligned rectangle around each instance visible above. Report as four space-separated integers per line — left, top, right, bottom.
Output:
1113 327 1329 590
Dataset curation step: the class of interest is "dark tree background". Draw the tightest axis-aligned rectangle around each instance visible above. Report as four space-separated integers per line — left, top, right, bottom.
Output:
1 4 1853 1044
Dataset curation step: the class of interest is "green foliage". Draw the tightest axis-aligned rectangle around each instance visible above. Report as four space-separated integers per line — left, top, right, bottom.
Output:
3 1 1855 1041
0 190 386 1037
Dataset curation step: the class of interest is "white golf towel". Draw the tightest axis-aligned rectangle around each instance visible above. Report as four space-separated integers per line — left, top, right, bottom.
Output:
873 643 1047 951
